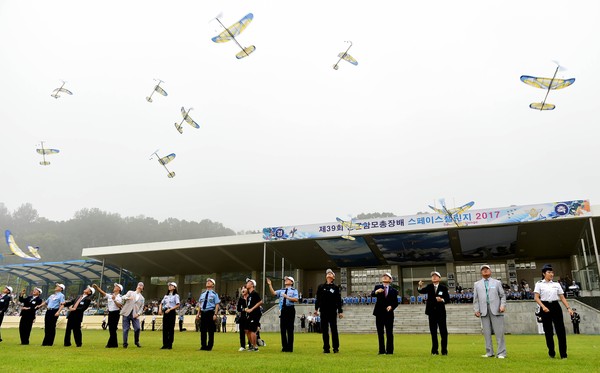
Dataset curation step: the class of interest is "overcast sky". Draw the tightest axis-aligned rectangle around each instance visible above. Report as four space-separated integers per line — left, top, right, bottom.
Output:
0 1 598 232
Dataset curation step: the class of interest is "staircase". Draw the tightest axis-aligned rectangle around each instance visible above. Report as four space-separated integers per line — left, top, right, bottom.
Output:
259 303 482 334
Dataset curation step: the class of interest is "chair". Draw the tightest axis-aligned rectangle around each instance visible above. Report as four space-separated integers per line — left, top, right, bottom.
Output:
410 296 416 304
417 295 423 304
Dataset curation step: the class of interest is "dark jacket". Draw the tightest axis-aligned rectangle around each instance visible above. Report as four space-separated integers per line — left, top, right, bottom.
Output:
417 283 450 316
65 295 91 321
0 294 10 314
315 282 343 315
19 295 41 319
371 284 399 317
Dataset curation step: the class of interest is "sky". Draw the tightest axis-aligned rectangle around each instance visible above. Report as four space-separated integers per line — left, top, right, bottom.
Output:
0 1 598 232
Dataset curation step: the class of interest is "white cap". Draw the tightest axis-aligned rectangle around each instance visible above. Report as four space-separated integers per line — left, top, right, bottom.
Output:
169 282 177 288
326 268 336 278
114 283 123 292
430 271 441 278
207 278 216 286
284 276 295 284
247 279 256 287
87 285 95 295
480 264 491 271
137 282 145 288
56 283 65 291
5 286 13 293
383 272 393 281
34 287 43 294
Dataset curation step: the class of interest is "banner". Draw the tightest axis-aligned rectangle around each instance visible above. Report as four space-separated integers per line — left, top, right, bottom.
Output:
262 200 591 241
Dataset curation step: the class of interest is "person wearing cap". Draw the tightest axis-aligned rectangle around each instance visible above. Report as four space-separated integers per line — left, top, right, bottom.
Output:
417 271 450 356
570 308 580 334
534 264 574 359
159 282 180 349
63 285 93 347
371 272 398 355
473 264 507 358
244 278 263 351
39 283 66 346
236 286 249 351
0 286 13 342
120 282 145 348
197 278 220 351
18 287 42 345
267 275 299 352
315 269 344 354
93 283 123 348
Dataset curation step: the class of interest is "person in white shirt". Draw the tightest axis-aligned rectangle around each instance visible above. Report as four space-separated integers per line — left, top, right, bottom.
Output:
534 264 574 359
159 282 180 349
93 283 123 348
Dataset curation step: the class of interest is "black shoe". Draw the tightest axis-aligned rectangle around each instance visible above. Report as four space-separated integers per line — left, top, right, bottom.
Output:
549 351 555 358
323 350 330 353
135 343 141 348
386 352 393 355
560 355 567 359
200 347 208 351
76 345 82 347
167 347 172 350
64 344 71 347
442 352 448 356
123 344 128 349
161 346 167 349
333 349 339 353
432 352 439 355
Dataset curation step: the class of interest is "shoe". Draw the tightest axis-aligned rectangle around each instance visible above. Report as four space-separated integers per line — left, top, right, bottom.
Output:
481 354 494 358
161 346 167 349
333 349 339 353
323 350 330 354
560 355 567 359
379 352 386 355
497 355 505 359
135 343 141 348
238 347 245 352
442 352 448 356
123 344 128 349
549 352 555 358
432 352 439 355
76 345 82 347
64 344 71 347
167 347 172 350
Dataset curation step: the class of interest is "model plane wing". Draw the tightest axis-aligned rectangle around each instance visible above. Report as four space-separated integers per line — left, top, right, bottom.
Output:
212 13 253 43
5 230 38 261
339 53 358 66
520 76 575 90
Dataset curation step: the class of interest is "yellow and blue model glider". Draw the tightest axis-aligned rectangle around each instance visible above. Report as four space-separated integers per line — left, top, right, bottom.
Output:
5 230 39 261
51 80 73 99
36 141 60 166
336 217 363 240
212 13 256 59
520 62 575 111
428 199 475 227
150 150 176 178
174 107 199 134
333 41 358 70
146 79 168 103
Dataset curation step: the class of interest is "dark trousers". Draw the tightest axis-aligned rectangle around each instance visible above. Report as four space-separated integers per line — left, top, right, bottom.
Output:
42 309 60 346
541 301 567 358
320 313 339 352
375 315 394 354
64 316 83 346
200 310 215 349
106 310 120 347
19 315 34 344
0 312 4 340
572 322 580 334
162 311 176 348
280 307 295 352
427 312 448 354
239 322 247 348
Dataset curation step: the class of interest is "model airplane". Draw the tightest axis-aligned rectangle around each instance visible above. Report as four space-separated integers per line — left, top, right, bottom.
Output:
146 79 168 102
333 41 358 70
428 199 475 227
150 150 176 178
336 217 363 240
174 107 199 134
36 142 60 166
212 13 256 59
520 61 575 111
51 80 73 99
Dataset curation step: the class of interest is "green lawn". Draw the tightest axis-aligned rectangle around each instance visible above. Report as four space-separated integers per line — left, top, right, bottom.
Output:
1 329 598 372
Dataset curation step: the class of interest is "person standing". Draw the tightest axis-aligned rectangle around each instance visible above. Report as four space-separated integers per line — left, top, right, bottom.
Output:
315 269 344 354
196 278 220 351
0 286 12 342
63 285 93 347
371 272 398 355
571 308 580 334
244 279 263 352
417 271 450 355
534 264 574 359
159 282 180 349
40 283 66 346
19 287 42 345
236 286 248 351
473 264 507 358
221 313 227 333
92 283 123 348
267 276 299 352
120 282 145 348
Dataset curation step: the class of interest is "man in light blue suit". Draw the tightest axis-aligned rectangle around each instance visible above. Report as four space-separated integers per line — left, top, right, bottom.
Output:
473 264 506 358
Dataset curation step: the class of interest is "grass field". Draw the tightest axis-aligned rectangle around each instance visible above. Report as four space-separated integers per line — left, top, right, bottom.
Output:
1 329 598 372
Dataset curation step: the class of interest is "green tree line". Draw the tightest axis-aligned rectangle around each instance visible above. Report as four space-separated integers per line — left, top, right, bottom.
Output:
0 203 235 264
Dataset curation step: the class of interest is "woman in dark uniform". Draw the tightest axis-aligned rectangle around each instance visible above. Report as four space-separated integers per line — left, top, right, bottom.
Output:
236 286 248 351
